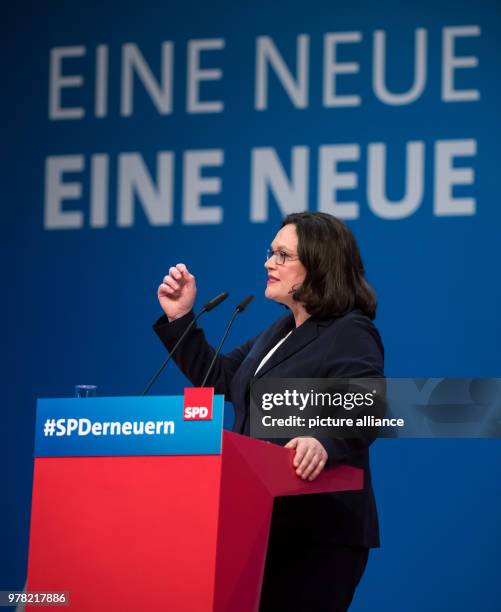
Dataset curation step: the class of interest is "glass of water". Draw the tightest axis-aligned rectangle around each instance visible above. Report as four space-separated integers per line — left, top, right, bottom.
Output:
75 385 98 398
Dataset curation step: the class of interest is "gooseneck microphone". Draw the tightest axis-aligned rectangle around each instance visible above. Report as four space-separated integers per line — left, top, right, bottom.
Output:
142 291 228 395
203 292 230 312
200 295 254 388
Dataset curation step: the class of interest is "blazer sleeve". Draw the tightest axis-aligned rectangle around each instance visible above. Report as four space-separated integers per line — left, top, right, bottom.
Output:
314 314 385 468
153 311 255 402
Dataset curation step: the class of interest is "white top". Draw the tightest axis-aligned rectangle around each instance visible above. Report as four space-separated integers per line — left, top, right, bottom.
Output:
254 330 293 375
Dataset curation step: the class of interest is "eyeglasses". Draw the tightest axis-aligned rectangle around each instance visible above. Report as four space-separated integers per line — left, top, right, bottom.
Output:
266 248 299 265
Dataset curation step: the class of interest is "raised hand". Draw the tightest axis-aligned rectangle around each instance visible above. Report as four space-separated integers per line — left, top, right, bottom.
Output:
158 263 197 322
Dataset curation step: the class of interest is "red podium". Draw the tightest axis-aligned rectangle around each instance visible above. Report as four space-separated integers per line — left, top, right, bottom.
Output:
27 399 363 611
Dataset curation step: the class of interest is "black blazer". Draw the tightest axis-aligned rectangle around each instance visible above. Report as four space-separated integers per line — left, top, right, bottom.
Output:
154 308 384 548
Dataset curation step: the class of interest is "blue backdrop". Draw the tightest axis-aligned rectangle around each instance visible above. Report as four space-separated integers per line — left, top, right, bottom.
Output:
2 0 500 609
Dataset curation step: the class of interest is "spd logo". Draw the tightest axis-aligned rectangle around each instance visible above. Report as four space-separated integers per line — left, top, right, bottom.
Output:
183 387 214 421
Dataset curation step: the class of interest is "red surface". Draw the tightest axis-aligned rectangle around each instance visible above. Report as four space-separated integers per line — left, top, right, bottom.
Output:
213 435 273 612
213 432 363 612
26 435 363 611
221 432 364 497
27 455 222 611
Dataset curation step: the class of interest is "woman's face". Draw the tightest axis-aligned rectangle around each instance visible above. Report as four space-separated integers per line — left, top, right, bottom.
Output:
264 224 307 307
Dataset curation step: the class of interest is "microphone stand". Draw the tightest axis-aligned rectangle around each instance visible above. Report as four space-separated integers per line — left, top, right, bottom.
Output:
200 295 254 387
142 291 228 395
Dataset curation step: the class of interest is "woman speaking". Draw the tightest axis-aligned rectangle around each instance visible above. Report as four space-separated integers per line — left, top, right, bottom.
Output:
154 211 384 611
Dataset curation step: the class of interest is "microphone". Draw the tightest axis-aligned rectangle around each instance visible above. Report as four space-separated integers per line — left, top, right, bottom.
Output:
200 295 254 387
236 295 254 312
204 291 229 312
142 291 229 395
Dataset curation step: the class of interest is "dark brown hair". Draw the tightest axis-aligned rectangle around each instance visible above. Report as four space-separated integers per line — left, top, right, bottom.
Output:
282 212 377 320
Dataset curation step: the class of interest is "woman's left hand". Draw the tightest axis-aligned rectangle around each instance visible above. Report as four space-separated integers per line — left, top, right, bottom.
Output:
284 437 328 481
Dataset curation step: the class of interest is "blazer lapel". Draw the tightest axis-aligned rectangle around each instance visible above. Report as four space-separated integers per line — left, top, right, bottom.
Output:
253 317 320 379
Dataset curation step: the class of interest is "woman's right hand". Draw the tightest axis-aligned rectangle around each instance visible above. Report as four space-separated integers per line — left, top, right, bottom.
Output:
158 263 197 322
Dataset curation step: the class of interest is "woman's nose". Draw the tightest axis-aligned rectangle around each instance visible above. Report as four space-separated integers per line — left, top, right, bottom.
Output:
265 256 275 270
